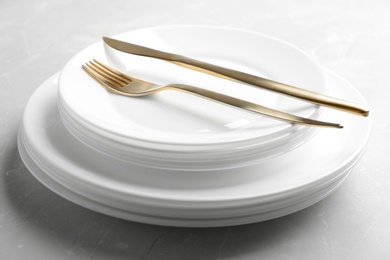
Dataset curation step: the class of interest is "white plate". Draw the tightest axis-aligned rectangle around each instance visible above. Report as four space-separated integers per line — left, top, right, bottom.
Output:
58 25 326 150
18 69 370 227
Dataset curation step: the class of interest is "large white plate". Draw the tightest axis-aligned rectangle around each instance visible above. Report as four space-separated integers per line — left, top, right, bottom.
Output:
58 25 326 150
18 69 370 227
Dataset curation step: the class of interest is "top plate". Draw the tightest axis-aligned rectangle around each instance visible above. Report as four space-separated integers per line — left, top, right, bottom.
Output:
58 25 327 148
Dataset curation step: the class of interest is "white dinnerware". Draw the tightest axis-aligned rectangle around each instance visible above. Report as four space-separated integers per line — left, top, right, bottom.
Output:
18 26 370 227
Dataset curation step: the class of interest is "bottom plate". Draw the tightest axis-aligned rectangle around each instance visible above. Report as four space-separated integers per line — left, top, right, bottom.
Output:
18 70 370 227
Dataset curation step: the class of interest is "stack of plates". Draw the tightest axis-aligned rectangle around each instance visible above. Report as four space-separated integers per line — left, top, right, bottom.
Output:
18 26 370 227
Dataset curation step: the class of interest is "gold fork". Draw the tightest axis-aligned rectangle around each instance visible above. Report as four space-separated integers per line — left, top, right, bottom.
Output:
82 60 343 128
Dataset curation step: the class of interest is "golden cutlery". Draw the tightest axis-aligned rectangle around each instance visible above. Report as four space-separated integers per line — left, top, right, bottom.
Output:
103 37 369 117
82 60 343 128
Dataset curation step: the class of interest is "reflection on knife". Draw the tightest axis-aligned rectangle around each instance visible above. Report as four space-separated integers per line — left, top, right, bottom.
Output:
103 36 369 117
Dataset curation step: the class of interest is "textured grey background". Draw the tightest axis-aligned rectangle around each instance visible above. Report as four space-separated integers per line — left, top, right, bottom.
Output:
1 0 389 259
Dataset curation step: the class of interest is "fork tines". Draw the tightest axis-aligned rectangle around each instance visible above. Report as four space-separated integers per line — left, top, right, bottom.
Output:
82 60 132 89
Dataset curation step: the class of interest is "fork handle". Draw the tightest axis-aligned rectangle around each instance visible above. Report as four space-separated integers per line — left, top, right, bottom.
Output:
166 84 343 128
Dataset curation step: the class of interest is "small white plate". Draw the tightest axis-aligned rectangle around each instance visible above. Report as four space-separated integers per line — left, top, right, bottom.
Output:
58 25 326 150
18 69 370 227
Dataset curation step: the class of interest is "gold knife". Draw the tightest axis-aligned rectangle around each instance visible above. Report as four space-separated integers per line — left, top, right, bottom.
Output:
103 37 369 117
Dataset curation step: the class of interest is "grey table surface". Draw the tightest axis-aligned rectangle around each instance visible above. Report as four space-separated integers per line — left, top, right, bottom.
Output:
1 0 389 259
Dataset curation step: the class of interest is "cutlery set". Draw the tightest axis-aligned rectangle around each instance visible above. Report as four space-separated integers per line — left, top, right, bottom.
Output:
88 37 369 128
